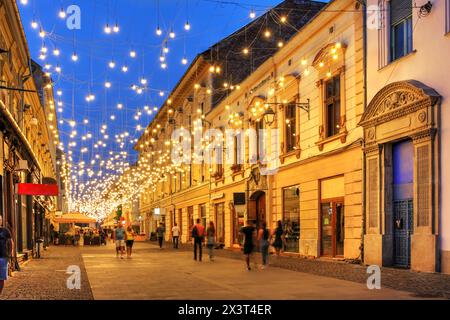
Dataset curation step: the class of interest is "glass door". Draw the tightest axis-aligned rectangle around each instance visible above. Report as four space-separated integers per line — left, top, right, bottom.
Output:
321 199 344 257
321 203 333 256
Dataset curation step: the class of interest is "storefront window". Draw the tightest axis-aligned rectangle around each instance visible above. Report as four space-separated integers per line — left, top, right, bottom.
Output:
200 204 207 228
215 203 225 243
283 186 300 253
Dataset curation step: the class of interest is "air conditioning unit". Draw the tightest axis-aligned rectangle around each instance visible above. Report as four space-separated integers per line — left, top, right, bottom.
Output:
16 160 29 171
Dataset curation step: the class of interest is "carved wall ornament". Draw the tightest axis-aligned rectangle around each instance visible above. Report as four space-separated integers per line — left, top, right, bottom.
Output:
418 110 427 123
366 128 375 141
360 80 441 128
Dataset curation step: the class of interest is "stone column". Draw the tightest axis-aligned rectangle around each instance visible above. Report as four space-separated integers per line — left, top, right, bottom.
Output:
411 129 438 272
363 142 386 266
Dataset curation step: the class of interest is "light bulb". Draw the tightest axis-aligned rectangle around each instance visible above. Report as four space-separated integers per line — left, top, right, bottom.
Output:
105 81 111 88
161 63 167 69
264 30 271 38
169 29 175 38
278 41 284 48
184 21 190 31
53 48 60 56
55 65 62 73
20 0 28 5
280 16 287 23
57 90 62 96
181 57 188 65
156 26 162 36
31 20 38 29
122 66 128 72
71 53 78 61
40 46 48 53
104 24 111 34
110 115 116 120
159 91 164 97
140 78 147 85
163 45 169 53
39 28 45 38
137 88 143 94
249 9 256 19
301 58 307 66
130 50 136 58
59 8 66 19
243 48 249 55
117 103 123 109
159 55 165 62
109 61 116 68
113 23 119 33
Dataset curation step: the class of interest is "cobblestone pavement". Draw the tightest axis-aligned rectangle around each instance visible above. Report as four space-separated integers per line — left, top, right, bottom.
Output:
1 241 449 300
0 246 93 300
167 241 450 299
83 242 418 300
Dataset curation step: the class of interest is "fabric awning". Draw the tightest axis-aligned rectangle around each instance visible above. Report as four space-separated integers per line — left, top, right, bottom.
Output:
53 213 97 224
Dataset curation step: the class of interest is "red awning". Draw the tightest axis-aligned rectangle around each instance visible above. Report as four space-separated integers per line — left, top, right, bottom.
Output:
17 183 59 196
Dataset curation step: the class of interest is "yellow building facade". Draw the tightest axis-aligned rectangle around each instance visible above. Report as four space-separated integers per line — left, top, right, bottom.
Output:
137 0 364 259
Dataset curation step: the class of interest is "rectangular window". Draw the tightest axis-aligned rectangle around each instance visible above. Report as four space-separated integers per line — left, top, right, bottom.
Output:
256 120 265 161
200 204 207 228
446 0 450 34
215 203 225 243
325 75 341 138
283 186 300 253
285 103 297 152
390 0 413 61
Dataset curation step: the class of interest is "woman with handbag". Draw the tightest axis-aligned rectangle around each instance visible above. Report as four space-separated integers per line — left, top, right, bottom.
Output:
206 221 216 261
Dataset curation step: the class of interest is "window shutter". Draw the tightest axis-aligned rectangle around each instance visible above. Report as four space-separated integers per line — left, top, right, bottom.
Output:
390 0 412 26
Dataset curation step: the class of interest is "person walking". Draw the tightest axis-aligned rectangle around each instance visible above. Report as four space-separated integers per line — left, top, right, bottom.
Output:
0 215 13 295
206 221 216 261
258 222 270 269
272 220 284 257
156 223 165 249
240 220 256 271
115 223 126 259
125 226 136 258
172 223 180 249
192 219 205 261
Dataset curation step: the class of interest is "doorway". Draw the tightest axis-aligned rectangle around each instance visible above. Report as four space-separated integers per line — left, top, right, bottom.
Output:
320 199 344 257
392 140 414 267
249 191 266 227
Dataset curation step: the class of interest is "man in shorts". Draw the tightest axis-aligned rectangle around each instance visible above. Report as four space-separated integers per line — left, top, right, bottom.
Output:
115 223 125 259
0 215 13 294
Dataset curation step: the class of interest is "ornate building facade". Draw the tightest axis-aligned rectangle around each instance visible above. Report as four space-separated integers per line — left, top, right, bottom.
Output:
364 0 449 273
0 0 60 264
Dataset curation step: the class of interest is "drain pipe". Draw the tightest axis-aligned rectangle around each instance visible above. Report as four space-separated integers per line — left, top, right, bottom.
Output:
360 1 368 264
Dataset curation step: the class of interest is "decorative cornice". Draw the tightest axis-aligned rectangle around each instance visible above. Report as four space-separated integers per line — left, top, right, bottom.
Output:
360 80 441 128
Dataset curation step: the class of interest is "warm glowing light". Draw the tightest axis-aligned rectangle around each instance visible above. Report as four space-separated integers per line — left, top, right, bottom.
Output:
249 9 256 19
130 50 137 58
243 48 249 55
184 21 191 31
108 61 116 69
104 24 112 34
156 26 162 36
71 53 78 61
31 20 38 29
59 8 66 19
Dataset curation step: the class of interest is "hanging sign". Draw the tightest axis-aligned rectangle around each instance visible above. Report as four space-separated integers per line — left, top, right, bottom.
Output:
17 183 59 196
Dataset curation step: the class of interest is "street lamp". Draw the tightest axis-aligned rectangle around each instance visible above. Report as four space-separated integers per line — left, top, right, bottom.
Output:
263 107 276 126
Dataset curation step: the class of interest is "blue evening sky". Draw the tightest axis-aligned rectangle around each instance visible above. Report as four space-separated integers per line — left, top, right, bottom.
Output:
17 0 322 184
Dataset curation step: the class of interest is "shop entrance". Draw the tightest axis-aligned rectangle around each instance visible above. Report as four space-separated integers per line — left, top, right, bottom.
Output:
249 191 266 227
320 199 344 257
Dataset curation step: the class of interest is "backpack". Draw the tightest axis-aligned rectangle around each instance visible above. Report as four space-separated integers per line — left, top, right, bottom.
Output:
191 226 198 238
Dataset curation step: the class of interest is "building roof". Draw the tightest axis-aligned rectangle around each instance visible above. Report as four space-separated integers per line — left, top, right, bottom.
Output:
200 0 326 108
